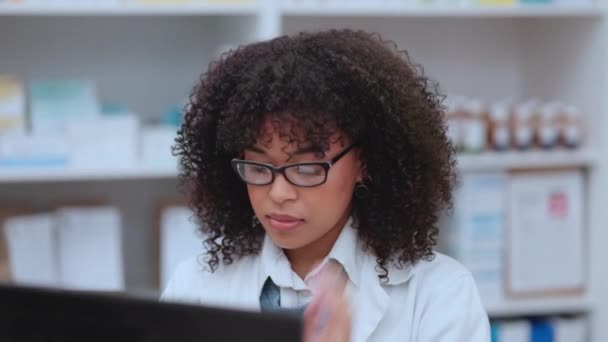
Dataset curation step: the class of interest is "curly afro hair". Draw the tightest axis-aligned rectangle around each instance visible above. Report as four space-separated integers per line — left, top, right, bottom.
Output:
175 29 456 281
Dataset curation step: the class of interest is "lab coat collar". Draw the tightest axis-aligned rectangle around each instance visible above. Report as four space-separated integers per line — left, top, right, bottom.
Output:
351 243 414 341
255 218 415 341
259 217 364 289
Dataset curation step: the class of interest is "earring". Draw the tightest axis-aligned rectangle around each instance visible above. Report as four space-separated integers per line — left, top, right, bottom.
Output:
355 182 370 199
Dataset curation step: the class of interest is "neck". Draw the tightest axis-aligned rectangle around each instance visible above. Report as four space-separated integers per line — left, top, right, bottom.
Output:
284 214 350 280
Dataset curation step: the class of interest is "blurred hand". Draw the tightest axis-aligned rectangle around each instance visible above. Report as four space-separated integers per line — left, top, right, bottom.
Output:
303 262 351 342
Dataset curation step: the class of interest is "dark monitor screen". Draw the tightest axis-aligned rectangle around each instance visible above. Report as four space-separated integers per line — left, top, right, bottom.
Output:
0 284 302 342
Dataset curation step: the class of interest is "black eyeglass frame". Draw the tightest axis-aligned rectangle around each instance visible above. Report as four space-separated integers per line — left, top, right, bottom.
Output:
231 143 358 188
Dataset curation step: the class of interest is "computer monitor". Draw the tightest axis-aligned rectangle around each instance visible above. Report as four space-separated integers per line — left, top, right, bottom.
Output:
0 284 302 342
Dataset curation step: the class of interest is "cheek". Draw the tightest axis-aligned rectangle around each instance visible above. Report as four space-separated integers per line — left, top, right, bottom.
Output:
302 171 357 216
247 186 266 211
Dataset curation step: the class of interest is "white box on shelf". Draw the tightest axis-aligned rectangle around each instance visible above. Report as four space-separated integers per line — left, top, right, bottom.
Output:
29 79 100 135
141 125 178 167
55 206 124 291
0 133 68 169
3 214 59 287
495 320 531 342
553 316 588 342
555 0 594 6
66 114 139 170
444 172 506 303
0 75 26 134
507 170 585 296
159 206 203 289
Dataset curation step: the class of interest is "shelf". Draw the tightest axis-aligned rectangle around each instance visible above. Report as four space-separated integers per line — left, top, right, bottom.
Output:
485 296 592 318
0 2 260 16
281 3 604 18
0 165 178 183
457 149 598 172
0 2 602 18
0 149 597 183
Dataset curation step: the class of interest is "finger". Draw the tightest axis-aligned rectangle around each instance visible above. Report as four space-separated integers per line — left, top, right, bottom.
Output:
303 293 323 342
321 293 351 342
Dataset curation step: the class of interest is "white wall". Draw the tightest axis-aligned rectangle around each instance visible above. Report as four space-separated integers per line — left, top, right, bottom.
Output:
283 17 526 101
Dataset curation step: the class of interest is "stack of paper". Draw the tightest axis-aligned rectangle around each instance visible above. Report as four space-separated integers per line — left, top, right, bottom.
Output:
3 214 59 287
2 206 124 291
56 206 124 291
0 207 31 282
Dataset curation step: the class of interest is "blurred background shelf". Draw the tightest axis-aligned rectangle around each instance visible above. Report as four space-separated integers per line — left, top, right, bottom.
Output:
0 2 602 18
0 149 595 183
0 165 178 183
485 296 593 318
0 2 260 16
281 3 604 18
457 149 599 172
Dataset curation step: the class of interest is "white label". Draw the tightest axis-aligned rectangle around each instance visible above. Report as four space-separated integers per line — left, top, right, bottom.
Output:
515 127 533 148
446 119 461 147
463 120 487 152
564 126 581 146
539 126 558 147
493 127 510 149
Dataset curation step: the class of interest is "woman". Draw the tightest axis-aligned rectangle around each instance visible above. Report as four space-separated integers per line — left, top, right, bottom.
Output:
162 29 490 342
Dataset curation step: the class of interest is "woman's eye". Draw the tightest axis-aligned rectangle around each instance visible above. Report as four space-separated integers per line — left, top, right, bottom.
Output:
251 166 269 174
296 165 323 176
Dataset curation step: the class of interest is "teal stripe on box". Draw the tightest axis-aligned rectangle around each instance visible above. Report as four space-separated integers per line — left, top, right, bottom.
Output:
0 156 68 168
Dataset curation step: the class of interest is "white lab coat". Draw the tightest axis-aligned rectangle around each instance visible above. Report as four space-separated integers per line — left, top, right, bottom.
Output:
162 224 490 342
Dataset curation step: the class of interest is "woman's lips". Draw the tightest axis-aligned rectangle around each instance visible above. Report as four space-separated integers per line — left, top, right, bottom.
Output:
266 214 304 232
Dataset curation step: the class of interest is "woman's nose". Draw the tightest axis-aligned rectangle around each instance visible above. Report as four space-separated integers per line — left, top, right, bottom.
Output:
268 173 298 203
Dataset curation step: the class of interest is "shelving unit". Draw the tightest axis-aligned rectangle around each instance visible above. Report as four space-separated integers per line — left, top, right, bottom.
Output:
485 296 593 318
457 149 599 172
0 2 261 16
0 1 602 17
0 1 606 340
0 165 178 183
0 151 597 183
280 3 604 17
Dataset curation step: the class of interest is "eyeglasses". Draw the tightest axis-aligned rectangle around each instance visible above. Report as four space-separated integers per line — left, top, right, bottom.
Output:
231 143 357 187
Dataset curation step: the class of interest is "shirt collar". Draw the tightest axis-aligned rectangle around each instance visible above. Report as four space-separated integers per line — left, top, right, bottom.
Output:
258 217 414 292
259 217 362 290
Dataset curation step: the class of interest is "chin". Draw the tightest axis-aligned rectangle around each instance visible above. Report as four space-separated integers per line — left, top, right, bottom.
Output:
265 231 308 250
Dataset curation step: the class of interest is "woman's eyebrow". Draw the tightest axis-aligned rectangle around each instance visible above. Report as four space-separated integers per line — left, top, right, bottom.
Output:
244 146 266 154
245 145 324 155
294 146 324 155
